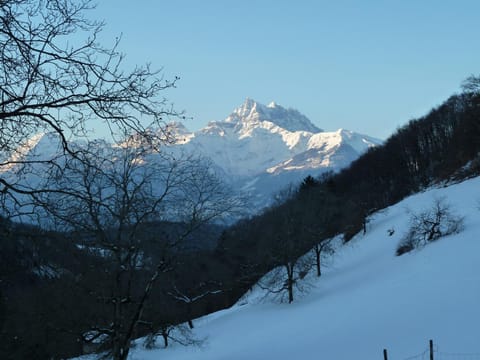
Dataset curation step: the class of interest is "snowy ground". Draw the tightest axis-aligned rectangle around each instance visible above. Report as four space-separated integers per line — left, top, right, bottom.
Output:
78 177 480 360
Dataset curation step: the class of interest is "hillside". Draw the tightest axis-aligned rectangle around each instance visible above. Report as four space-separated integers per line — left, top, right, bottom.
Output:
91 176 480 360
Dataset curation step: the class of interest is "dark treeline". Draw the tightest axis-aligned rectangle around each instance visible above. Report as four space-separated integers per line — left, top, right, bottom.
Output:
0 221 233 359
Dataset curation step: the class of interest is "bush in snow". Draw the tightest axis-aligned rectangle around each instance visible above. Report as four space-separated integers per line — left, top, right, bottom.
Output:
396 197 464 256
143 323 204 349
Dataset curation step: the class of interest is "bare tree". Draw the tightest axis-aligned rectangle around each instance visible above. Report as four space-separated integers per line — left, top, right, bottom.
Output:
257 196 313 304
144 322 203 349
462 74 480 94
297 184 338 277
396 197 464 255
258 254 312 304
0 0 180 207
311 239 335 277
167 281 222 329
36 142 240 360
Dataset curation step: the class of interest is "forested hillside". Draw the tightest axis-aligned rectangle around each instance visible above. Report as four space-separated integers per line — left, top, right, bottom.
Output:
108 174 480 360
215 78 480 306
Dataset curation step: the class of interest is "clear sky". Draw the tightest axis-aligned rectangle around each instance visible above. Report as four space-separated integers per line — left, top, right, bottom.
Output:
91 0 480 139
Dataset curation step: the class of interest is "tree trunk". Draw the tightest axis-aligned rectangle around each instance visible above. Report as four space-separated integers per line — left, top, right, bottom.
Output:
112 296 127 360
188 319 194 329
162 331 169 348
119 348 129 360
316 253 321 277
116 269 160 359
288 279 294 304
286 263 294 303
428 222 439 241
315 246 321 277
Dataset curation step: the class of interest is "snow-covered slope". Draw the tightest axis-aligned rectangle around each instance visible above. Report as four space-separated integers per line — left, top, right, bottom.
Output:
103 176 480 360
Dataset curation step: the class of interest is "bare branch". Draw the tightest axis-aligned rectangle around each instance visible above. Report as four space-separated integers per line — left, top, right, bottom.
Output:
0 0 182 208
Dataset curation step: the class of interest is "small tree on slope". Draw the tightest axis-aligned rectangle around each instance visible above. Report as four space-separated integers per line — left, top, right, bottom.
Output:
396 197 464 256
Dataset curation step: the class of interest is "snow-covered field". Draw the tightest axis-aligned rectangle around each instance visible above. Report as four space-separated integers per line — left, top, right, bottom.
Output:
79 176 480 360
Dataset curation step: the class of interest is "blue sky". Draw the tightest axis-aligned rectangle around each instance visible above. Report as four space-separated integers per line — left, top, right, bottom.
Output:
92 0 480 139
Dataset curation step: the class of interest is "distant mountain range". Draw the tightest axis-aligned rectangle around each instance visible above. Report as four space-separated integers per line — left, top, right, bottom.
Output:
1 99 381 212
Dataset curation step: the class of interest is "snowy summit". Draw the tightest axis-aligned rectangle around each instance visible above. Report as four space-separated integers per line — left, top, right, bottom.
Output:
164 99 381 207
223 98 322 133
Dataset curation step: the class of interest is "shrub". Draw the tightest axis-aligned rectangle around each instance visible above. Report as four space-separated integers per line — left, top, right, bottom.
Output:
396 197 464 255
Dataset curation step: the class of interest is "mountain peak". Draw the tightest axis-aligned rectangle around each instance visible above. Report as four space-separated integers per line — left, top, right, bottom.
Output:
233 97 259 119
267 101 278 108
164 121 194 144
226 98 322 133
18 132 63 158
2 132 64 171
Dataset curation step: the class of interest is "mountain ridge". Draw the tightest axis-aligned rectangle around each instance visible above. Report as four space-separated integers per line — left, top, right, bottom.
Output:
2 99 381 211
167 99 380 177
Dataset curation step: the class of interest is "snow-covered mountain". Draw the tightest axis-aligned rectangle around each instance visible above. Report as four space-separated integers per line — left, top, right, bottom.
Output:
0 132 67 195
223 98 322 133
1 132 64 169
1 99 381 211
166 99 381 207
